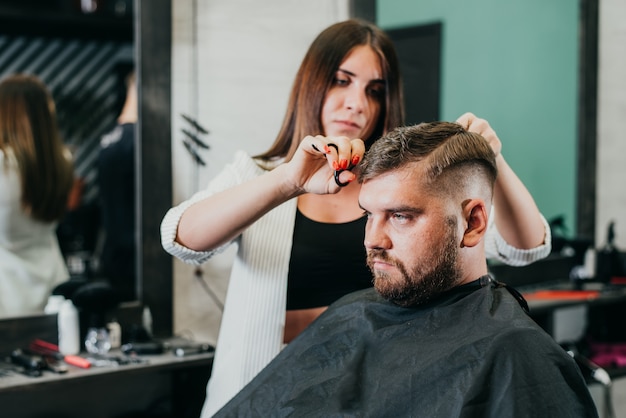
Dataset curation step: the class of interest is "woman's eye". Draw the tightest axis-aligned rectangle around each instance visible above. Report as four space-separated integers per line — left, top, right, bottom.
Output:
368 86 385 100
334 76 349 86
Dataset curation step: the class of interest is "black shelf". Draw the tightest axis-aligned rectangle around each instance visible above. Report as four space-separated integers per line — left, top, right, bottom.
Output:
0 0 133 41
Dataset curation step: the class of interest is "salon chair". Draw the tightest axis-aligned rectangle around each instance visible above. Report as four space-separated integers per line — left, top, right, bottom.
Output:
562 342 615 418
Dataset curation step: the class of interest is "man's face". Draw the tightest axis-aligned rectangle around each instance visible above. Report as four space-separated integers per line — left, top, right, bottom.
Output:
360 164 463 307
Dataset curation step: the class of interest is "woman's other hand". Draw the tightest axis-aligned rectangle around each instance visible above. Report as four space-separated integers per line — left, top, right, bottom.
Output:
456 112 502 158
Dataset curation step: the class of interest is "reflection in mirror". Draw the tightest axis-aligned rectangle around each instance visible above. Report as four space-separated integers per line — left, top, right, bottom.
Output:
0 3 135 319
0 74 74 319
97 65 137 302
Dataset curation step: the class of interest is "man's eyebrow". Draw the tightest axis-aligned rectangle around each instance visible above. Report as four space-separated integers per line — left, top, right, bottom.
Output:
358 202 421 214
389 205 421 214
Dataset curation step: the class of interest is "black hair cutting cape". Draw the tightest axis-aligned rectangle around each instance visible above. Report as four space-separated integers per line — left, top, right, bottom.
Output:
215 277 598 418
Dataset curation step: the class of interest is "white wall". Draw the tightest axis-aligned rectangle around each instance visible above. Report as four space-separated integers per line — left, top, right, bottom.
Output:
596 0 626 249
171 0 350 343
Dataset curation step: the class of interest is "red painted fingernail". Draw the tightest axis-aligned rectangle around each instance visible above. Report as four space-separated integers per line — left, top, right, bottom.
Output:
351 155 360 166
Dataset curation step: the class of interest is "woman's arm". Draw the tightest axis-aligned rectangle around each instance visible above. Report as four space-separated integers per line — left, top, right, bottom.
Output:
168 135 364 253
176 162 301 251
457 113 548 250
491 154 546 249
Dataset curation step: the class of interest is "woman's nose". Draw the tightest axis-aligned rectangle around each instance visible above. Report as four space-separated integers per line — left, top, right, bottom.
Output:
344 87 367 113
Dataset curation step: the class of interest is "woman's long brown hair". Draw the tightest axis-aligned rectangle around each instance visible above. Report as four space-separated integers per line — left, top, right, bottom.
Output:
0 74 74 222
255 18 404 163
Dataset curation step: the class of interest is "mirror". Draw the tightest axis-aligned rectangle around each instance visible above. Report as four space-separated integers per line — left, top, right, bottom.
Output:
0 0 172 340
0 1 136 318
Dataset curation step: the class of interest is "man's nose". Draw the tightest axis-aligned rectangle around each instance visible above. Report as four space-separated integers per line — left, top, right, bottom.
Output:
364 221 391 250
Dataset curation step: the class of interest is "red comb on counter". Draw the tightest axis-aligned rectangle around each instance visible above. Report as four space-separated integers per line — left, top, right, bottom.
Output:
522 290 600 301
29 339 91 369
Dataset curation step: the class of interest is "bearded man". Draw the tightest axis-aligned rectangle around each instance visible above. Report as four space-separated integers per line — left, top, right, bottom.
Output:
214 122 598 418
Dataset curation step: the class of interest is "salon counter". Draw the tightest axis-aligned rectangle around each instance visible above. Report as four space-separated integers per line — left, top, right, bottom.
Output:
526 281 626 307
0 349 213 418
522 282 626 334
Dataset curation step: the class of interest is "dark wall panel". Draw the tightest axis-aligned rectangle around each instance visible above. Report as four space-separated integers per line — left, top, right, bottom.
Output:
387 23 442 125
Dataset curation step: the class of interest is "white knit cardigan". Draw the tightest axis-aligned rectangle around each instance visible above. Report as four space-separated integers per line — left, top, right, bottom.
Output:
160 150 552 416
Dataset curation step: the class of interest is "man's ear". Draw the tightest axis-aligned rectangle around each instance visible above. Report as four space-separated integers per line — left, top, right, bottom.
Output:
461 199 488 248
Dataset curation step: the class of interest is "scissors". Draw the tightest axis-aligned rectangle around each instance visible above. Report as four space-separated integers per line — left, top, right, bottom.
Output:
312 143 355 187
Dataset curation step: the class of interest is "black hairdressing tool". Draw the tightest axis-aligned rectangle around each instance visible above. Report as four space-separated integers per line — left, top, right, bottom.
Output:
311 142 357 187
84 353 145 367
326 143 355 187
181 113 209 134
121 341 165 355
37 354 69 374
9 349 45 377
17 349 69 374
172 343 215 357
182 139 207 166
181 128 210 149
0 360 36 378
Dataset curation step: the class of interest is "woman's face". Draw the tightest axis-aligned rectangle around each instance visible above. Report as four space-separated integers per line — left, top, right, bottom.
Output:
321 45 385 141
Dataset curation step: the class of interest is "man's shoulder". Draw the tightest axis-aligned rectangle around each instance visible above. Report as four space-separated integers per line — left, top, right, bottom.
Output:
480 285 564 349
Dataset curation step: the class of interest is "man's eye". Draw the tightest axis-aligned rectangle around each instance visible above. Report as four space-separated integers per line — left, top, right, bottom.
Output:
392 213 409 222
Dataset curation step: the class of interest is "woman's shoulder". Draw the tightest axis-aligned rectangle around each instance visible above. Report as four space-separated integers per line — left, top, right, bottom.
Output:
0 147 17 168
231 150 283 172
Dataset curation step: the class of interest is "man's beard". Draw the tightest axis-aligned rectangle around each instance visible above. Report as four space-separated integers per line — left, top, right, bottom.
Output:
366 218 461 307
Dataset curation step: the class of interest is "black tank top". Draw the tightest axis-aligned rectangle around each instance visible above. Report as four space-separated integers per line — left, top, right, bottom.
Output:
286 209 373 310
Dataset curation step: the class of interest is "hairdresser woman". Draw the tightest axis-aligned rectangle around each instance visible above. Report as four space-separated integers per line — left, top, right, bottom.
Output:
0 74 74 318
161 19 551 416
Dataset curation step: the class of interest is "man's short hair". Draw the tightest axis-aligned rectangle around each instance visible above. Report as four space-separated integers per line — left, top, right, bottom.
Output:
359 122 497 195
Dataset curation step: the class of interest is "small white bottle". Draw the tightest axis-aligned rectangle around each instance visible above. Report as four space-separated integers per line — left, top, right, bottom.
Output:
44 295 66 314
142 306 153 338
107 320 122 349
58 299 80 355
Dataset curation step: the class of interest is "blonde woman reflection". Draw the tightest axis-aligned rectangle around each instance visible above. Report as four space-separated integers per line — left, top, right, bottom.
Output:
0 74 74 317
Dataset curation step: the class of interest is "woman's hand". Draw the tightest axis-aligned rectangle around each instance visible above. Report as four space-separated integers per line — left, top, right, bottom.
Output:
456 112 502 158
456 112 548 253
284 135 365 194
174 135 363 252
